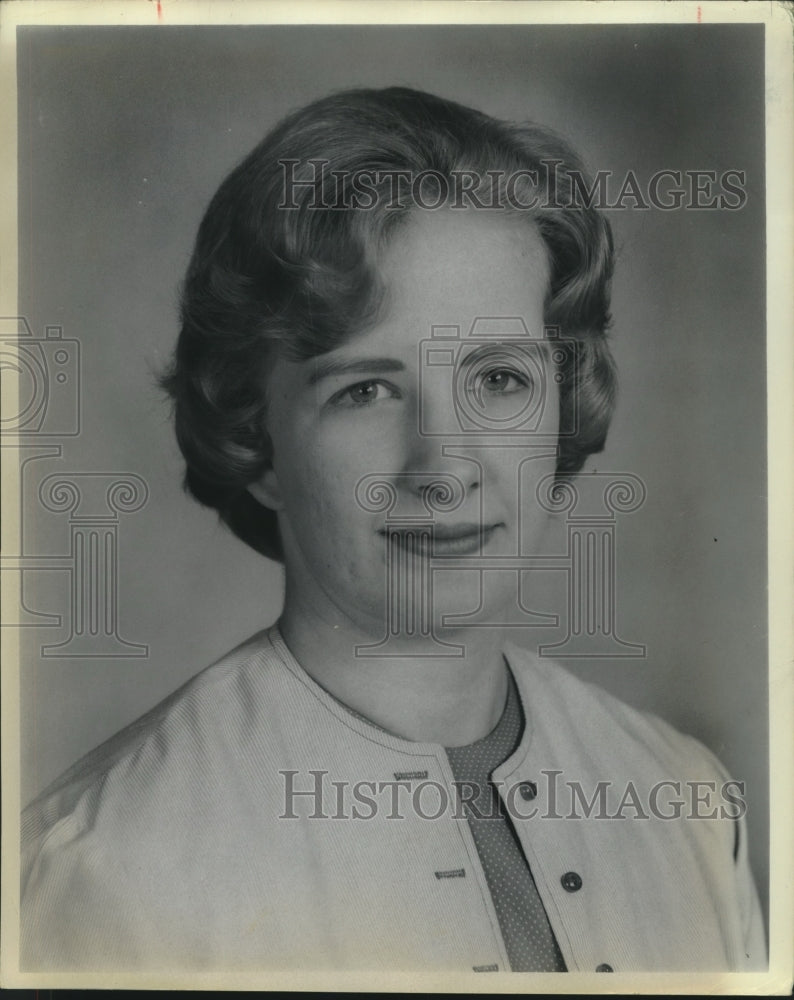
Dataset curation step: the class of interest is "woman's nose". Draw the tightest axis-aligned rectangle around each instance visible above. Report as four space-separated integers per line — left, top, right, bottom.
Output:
398 398 481 509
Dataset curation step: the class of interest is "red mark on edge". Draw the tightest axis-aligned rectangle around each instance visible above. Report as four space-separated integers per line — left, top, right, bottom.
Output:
148 0 163 21
697 5 702 22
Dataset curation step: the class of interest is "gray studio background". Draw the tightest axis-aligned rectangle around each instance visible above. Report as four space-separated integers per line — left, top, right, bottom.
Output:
16 25 768 924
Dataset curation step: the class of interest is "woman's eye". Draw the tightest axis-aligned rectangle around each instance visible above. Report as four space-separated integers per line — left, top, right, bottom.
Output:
477 368 529 395
333 380 399 407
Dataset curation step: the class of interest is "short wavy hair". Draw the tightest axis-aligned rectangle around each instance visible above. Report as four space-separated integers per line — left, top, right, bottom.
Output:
162 87 617 562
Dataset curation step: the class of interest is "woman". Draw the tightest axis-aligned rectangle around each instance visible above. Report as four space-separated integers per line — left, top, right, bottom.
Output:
21 87 765 973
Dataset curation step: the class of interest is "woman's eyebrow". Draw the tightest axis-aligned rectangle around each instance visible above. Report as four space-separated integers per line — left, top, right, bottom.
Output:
306 357 406 385
458 338 554 362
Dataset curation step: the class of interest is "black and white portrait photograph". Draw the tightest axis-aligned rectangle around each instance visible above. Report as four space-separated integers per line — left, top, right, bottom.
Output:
1 0 792 993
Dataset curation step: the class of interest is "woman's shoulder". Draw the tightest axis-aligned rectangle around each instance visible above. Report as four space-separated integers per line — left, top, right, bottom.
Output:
503 640 732 784
22 625 283 859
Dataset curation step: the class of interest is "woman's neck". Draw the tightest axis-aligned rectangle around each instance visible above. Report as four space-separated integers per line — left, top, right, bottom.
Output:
278 599 510 747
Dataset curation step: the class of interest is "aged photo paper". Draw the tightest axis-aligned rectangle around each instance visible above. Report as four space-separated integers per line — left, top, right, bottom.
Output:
1 0 792 993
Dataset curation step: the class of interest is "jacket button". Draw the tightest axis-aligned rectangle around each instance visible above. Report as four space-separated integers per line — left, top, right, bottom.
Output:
519 781 537 801
596 963 614 972
560 871 582 892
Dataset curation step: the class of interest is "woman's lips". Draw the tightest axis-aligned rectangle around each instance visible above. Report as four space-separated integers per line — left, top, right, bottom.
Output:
380 523 501 556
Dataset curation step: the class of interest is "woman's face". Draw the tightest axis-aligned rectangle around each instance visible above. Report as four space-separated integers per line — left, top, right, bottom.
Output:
251 207 560 638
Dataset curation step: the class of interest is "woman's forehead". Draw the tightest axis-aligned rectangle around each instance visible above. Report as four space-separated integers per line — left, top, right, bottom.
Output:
376 208 550 332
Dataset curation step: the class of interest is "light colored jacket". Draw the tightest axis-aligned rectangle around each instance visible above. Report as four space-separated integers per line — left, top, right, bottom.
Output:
21 626 766 972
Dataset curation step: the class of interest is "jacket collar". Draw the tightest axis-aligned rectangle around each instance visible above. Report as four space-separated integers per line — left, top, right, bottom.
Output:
265 624 541 769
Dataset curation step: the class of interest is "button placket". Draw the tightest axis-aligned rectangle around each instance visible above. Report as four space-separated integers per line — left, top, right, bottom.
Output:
560 871 583 893
518 780 537 801
433 753 509 973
